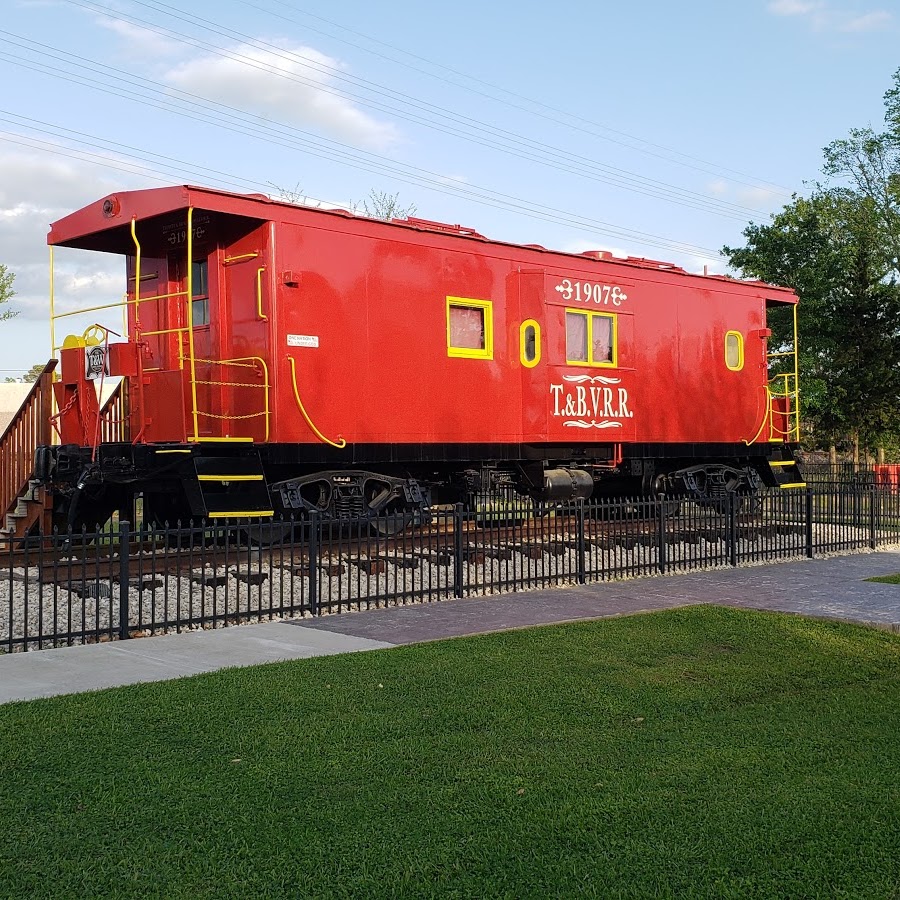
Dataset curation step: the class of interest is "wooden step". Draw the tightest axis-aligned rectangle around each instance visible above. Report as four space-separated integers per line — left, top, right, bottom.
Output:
0 484 52 548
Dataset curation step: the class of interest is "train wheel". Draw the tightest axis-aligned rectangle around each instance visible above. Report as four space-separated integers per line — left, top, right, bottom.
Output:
239 519 296 547
370 511 414 537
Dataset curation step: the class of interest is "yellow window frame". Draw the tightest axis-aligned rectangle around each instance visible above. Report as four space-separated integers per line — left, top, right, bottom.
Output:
520 319 541 368
725 330 744 371
565 309 618 368
447 296 494 360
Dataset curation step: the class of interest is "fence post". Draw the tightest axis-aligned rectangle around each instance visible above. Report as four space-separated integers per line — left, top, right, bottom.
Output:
453 503 464 598
576 499 586 584
118 519 130 640
869 483 877 550
657 497 667 574
805 487 814 558
727 493 738 567
308 511 319 616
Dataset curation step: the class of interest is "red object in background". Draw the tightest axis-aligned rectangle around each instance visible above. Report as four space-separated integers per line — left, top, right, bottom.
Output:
875 465 900 491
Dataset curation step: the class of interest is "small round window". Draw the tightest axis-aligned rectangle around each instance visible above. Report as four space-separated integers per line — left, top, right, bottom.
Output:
725 331 744 371
520 320 541 368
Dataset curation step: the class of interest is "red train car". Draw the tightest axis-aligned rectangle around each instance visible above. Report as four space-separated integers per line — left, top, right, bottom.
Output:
38 185 802 529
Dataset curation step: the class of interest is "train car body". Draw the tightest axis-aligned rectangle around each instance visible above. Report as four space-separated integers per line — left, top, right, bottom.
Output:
39 185 802 529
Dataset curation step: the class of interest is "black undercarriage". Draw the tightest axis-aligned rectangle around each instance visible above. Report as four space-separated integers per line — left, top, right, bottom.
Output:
34 440 802 532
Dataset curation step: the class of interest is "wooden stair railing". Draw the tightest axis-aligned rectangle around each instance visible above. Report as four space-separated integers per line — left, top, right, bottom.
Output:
0 360 57 523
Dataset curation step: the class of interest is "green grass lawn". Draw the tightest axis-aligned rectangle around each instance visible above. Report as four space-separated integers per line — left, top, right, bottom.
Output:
2 607 900 899
866 573 900 584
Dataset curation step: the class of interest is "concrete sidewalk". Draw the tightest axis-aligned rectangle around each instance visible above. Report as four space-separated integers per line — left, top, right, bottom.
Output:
3 550 900 705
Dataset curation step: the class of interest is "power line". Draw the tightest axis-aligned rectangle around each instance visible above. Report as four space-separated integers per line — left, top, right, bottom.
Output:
0 35 732 257
57 0 770 221
0 121 723 259
0 32 756 225
239 0 793 197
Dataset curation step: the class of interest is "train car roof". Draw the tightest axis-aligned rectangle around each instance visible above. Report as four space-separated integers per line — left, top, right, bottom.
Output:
48 184 798 303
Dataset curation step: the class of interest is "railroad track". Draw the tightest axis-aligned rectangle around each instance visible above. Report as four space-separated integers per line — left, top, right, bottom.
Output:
2 511 807 587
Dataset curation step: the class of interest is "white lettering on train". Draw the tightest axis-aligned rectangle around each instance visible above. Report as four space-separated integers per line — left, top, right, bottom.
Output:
549 375 634 429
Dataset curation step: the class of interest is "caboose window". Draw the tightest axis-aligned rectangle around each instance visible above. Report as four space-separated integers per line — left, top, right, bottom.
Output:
725 331 744 370
566 312 588 362
520 319 541 367
447 297 493 359
566 310 617 367
191 259 209 327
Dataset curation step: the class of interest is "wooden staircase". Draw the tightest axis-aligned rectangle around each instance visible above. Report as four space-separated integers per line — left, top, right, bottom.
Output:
0 363 131 546
0 360 56 545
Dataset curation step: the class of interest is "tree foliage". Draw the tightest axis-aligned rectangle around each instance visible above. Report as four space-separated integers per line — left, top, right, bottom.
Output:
724 70 900 453
21 363 46 383
268 184 417 221
357 190 416 221
0 264 17 322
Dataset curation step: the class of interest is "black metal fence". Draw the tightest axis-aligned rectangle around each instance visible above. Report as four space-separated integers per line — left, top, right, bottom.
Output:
4 483 900 652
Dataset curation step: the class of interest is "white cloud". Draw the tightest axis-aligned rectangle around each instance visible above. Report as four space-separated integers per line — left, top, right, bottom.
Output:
164 42 400 152
768 0 822 14
766 0 893 31
94 16 183 58
841 10 893 30
706 178 786 211
0 153 120 213
736 186 785 207
0 152 125 347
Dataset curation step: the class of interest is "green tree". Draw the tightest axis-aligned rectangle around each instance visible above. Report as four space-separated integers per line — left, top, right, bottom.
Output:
821 69 900 270
725 69 900 456
21 363 46 383
724 189 900 453
0 264 17 321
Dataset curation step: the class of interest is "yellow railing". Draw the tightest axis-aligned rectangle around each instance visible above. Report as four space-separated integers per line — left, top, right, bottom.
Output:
768 373 800 442
256 266 267 321
744 303 801 445
185 208 200 441
287 356 346 449
773 302 801 442
51 208 273 446
194 356 271 441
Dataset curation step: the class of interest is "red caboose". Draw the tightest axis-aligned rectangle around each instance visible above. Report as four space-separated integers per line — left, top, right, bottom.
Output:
39 185 802 529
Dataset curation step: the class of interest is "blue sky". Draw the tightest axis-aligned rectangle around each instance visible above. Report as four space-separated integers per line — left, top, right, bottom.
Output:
0 0 897 374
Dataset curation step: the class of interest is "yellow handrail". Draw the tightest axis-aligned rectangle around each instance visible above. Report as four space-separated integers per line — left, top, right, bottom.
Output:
793 303 800 439
193 356 271 441
743 385 773 446
140 326 189 338
49 246 55 365
185 207 200 442
744 305 801 444
256 266 267 321
287 356 346 449
130 216 140 336
51 292 186 324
